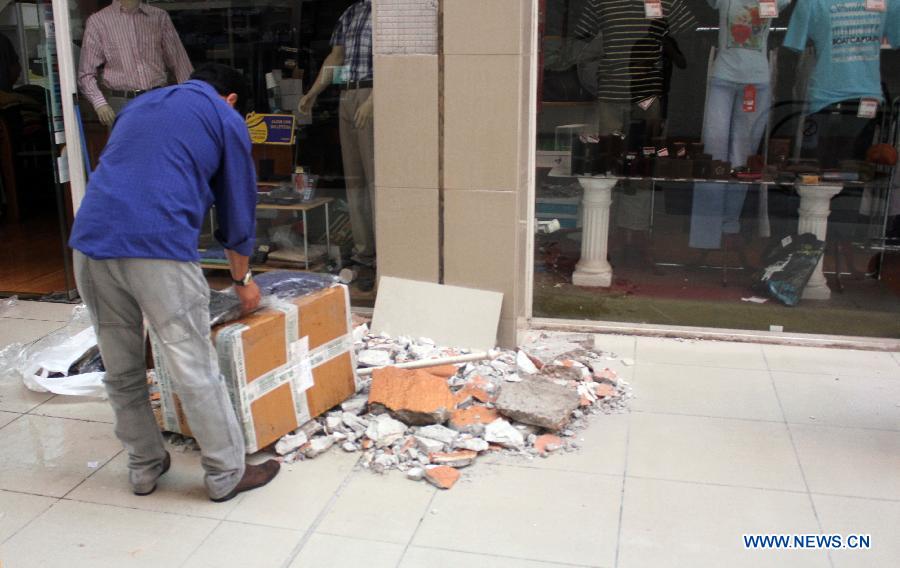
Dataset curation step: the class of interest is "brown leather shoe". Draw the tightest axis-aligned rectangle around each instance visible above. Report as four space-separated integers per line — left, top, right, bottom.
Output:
133 451 171 496
210 460 281 503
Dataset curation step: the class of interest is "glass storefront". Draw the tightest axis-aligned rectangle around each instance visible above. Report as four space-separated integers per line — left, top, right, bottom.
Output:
535 0 900 338
63 0 377 304
0 0 75 298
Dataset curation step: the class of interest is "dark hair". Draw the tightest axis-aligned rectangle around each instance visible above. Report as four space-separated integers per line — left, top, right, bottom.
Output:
190 63 252 114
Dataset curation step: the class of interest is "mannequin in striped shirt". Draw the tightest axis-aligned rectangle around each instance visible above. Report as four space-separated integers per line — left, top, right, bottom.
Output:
78 0 193 128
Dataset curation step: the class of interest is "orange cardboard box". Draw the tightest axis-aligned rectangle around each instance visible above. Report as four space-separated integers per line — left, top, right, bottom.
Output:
152 285 357 453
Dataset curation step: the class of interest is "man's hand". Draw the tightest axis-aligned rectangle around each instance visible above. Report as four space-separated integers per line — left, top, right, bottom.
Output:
298 93 317 115
234 280 261 314
354 96 373 129
97 104 116 127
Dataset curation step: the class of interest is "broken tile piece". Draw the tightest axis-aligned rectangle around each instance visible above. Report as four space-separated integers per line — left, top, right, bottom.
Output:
419 364 459 378
454 436 490 452
368 367 456 425
484 418 525 450
516 350 539 375
454 384 494 406
594 383 617 399
424 466 461 490
448 406 500 433
407 467 425 481
429 450 477 468
365 414 407 448
415 435 446 454
495 378 580 431
534 434 564 456
275 431 309 456
358 349 394 368
303 436 335 458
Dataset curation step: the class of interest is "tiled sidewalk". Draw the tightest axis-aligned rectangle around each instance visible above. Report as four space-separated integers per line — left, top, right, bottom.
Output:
1 301 898 568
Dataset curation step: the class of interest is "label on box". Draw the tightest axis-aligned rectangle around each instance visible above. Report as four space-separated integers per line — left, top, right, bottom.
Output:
637 96 656 110
781 235 793 248
290 337 315 394
857 98 878 118
743 85 757 113
865 0 885 11
759 0 778 18
644 0 663 18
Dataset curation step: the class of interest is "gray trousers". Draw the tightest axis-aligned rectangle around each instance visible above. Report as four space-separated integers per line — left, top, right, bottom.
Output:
74 252 245 498
339 87 376 264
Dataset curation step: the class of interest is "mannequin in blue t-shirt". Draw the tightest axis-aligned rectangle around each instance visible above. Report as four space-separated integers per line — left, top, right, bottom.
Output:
784 0 900 165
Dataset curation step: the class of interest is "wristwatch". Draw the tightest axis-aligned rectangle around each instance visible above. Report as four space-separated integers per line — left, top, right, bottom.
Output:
232 270 253 287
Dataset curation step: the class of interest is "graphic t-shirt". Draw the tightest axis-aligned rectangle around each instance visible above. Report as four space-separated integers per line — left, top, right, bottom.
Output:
575 0 697 102
711 0 792 83
784 0 900 112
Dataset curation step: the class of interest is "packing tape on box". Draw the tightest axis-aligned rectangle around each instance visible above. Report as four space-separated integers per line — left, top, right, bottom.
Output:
148 328 181 434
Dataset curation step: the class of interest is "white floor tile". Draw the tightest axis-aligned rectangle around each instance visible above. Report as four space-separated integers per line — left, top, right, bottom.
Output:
763 345 898 378
636 337 768 370
618 477 829 568
31 395 115 424
487 412 629 476
631 363 783 422
812 494 900 568
0 318 67 349
0 410 19 429
773 372 900 431
316 469 435 544
0 499 217 568
792 424 900 500
0 301 77 322
288 533 404 568
226 451 359 530
0 415 122 497
400 547 588 568
182 521 301 568
412 465 621 567
0 489 57 542
0 379 53 414
627 413 806 491
67 449 241 519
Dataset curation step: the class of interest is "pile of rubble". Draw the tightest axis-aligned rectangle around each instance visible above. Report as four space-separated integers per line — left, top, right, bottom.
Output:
274 329 632 490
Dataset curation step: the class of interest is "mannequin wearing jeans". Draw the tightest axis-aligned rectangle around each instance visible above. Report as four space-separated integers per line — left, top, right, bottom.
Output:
689 0 788 250
689 79 770 249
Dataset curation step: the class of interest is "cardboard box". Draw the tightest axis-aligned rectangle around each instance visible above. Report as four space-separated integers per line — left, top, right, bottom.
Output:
151 285 358 453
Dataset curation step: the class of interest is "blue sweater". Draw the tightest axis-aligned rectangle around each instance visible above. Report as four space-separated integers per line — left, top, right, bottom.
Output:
70 80 257 261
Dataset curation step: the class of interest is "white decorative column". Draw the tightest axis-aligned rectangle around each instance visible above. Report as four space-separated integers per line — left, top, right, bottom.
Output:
573 177 616 287
796 184 843 300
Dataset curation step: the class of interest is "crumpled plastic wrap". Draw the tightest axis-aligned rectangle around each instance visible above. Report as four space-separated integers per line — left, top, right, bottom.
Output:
1 304 107 398
209 289 244 327
254 270 338 300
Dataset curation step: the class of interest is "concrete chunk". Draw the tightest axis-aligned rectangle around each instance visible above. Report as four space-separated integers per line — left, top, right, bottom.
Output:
495 378 580 431
484 418 525 450
365 415 407 448
416 424 458 446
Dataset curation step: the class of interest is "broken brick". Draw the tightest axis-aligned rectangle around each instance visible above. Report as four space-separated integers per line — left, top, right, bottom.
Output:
448 406 501 433
454 384 495 406
595 383 617 398
425 466 461 489
534 434 563 456
429 450 477 468
369 367 456 425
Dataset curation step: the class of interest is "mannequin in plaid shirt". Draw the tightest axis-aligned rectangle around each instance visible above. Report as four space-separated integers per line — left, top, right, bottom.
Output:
299 1 376 290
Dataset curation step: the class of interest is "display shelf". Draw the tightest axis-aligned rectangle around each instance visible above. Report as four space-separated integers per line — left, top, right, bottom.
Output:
550 168 891 188
256 197 334 211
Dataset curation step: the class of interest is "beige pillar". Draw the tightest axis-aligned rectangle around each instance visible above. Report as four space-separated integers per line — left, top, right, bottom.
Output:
796 184 843 301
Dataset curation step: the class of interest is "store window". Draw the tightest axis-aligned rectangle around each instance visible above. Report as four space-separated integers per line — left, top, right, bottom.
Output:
535 0 900 338
66 0 377 304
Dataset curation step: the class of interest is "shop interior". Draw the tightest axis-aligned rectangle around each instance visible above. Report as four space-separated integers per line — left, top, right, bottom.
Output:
534 0 900 338
1 0 377 305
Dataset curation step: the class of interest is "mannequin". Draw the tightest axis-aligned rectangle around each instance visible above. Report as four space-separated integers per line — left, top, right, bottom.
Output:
78 0 193 128
784 0 900 165
299 0 375 289
689 0 790 251
575 0 695 264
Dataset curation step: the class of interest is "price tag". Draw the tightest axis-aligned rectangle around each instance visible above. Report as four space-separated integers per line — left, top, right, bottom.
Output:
644 0 664 18
865 0 885 11
857 98 878 118
743 85 757 113
759 0 779 18
637 96 657 110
